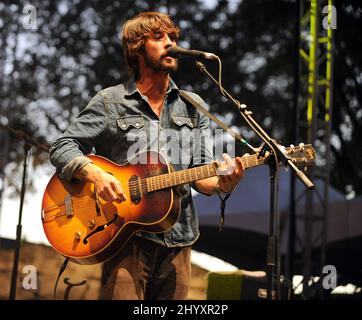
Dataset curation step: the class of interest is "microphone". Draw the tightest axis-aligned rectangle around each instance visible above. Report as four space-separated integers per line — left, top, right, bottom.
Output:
166 46 218 60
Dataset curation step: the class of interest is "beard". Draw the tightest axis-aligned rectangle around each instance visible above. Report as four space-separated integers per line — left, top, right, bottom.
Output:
144 52 178 73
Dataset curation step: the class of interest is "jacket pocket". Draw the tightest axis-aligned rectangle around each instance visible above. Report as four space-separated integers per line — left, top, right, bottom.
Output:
117 115 144 131
171 115 197 129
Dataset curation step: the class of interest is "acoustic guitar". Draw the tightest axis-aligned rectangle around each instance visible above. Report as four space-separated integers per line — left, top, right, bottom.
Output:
41 144 315 264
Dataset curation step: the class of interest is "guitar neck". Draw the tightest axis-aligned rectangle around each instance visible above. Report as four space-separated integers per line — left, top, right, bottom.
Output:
146 153 266 192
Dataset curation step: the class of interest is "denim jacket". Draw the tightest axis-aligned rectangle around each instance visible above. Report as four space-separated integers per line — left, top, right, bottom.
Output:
49 78 214 247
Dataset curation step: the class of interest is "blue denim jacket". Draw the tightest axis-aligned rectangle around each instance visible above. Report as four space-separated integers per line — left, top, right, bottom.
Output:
49 78 214 247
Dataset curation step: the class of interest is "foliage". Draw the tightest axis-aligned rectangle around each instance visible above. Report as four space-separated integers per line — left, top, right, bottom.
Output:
0 0 361 196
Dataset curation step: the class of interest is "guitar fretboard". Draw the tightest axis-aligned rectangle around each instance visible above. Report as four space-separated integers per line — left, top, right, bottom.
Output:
145 153 266 192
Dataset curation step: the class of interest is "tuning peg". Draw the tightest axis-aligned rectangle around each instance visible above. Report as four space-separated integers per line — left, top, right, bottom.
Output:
287 144 294 155
303 158 308 171
298 143 305 152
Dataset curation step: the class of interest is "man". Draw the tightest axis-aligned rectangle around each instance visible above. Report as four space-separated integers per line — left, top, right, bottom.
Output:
49 12 245 300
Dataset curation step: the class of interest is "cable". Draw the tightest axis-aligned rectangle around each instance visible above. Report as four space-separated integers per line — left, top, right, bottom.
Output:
202 59 280 170
53 257 69 299
216 56 228 97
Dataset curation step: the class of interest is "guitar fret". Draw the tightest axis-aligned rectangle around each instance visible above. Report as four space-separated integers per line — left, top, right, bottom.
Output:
146 155 271 193
145 151 285 193
170 172 174 186
146 177 149 192
211 165 215 175
147 155 268 193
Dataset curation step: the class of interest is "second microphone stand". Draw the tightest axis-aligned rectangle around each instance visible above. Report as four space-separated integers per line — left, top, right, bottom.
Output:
195 61 314 300
0 120 50 300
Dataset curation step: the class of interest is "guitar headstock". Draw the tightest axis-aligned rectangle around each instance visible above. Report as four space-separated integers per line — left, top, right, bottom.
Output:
283 143 316 171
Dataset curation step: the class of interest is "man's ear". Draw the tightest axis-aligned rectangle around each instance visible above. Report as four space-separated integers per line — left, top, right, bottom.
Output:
135 43 146 57
137 53 145 70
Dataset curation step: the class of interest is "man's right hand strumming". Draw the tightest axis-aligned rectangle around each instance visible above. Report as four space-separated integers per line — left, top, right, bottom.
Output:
74 163 127 203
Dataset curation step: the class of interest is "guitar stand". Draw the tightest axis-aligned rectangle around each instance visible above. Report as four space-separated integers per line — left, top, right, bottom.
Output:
63 277 87 300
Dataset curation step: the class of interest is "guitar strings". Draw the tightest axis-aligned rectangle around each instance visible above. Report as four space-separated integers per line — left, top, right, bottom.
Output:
44 163 210 211
43 156 263 215
43 166 208 211
42 182 164 219
43 201 121 221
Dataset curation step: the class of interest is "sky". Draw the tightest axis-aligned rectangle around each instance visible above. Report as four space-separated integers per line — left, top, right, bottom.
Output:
0 164 50 245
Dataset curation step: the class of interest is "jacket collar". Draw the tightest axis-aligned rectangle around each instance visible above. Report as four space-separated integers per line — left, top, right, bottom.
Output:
125 77 179 98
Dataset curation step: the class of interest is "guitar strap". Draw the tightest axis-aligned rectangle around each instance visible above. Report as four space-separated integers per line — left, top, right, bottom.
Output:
179 90 245 144
179 90 236 232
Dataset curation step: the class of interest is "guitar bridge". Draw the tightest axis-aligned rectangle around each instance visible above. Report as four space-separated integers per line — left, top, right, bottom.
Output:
64 194 74 218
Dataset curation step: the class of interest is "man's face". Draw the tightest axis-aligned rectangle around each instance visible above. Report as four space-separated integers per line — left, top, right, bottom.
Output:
141 30 178 73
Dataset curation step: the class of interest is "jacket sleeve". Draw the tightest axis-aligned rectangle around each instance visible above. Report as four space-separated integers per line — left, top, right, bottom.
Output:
49 92 107 181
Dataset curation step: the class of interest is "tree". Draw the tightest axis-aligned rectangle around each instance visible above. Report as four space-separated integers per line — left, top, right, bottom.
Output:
0 0 360 198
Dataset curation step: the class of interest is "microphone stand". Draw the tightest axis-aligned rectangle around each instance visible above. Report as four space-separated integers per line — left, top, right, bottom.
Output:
0 121 49 300
9 138 31 300
195 61 314 300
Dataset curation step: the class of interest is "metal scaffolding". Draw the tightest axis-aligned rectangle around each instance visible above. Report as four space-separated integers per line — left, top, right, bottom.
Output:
290 0 334 299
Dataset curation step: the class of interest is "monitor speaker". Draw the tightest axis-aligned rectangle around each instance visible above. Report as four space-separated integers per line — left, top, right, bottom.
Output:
206 270 290 300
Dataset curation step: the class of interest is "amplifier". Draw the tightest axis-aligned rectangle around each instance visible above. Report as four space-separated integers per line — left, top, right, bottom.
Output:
206 270 290 300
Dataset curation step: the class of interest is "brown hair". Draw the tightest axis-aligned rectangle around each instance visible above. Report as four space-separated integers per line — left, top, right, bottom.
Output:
120 12 180 78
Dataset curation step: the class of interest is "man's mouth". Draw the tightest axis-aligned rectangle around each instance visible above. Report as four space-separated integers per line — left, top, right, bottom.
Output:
162 53 175 59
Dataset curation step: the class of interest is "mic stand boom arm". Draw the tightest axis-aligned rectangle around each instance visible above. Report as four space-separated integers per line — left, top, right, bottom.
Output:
195 61 314 300
195 61 314 188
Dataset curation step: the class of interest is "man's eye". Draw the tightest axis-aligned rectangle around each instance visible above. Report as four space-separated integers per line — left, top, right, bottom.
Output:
169 34 178 42
154 33 164 40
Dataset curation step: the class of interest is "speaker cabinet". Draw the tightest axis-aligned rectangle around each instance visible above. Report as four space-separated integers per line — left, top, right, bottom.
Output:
206 270 290 300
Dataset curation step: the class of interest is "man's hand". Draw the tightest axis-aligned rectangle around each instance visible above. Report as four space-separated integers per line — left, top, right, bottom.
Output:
73 163 127 203
217 153 245 193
